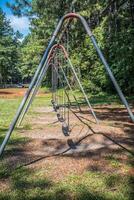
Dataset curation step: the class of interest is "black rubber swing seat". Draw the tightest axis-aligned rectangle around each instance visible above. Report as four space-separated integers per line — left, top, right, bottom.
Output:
57 113 65 122
51 99 55 105
62 123 70 136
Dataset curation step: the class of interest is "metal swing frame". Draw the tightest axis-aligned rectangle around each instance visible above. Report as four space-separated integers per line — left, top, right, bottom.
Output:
0 12 134 156
18 43 97 125
17 44 83 126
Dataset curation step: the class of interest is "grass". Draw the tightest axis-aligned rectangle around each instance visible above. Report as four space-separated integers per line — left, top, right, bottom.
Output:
49 87 134 106
0 88 134 200
0 167 133 200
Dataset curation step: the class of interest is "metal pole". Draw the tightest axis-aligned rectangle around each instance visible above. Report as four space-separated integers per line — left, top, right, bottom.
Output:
67 58 99 124
17 53 53 126
17 59 50 126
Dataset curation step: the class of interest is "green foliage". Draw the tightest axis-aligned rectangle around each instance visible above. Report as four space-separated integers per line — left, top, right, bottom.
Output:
0 9 21 87
1 1 134 95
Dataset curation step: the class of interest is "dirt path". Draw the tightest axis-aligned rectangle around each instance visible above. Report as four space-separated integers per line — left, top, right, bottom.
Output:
4 104 132 182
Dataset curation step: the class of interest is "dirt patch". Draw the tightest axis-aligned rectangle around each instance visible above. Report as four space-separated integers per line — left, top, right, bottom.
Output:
0 88 49 98
0 88 27 98
1 104 134 184
23 106 132 177
0 180 10 192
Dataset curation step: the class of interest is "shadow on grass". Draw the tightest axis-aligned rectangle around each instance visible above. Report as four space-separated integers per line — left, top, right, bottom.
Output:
0 167 52 200
0 131 133 199
0 166 116 200
72 93 134 106
127 157 134 200
0 128 31 179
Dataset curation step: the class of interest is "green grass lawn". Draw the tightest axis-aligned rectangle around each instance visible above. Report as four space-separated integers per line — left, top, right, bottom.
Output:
0 89 133 200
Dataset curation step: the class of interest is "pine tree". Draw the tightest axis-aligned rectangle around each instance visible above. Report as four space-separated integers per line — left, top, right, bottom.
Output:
0 8 21 87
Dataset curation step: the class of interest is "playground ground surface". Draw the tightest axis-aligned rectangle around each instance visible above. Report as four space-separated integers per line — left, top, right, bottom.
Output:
0 88 134 200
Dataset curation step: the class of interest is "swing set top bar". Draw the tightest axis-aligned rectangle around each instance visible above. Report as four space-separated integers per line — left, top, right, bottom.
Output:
53 13 93 37
48 44 68 59
0 12 134 157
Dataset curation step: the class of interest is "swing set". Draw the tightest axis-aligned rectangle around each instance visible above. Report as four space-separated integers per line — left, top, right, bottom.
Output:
0 13 134 156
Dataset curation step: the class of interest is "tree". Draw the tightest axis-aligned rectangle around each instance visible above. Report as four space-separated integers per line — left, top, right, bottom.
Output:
0 8 21 87
7 0 134 95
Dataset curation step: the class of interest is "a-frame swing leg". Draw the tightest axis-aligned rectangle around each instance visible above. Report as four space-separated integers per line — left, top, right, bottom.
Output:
66 57 99 124
17 56 50 126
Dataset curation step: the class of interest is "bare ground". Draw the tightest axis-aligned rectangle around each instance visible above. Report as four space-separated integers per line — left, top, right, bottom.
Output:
0 88 47 98
2 104 133 185
0 89 134 191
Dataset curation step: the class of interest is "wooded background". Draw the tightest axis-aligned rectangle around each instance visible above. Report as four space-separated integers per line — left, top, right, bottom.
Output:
0 0 134 96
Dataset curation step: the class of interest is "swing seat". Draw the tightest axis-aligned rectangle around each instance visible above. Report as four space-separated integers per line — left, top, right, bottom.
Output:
62 122 70 136
53 105 60 112
57 113 64 122
53 105 57 112
51 99 55 105
52 103 57 112
55 105 60 110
